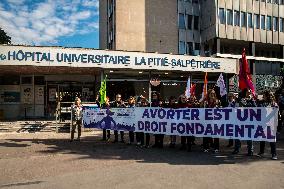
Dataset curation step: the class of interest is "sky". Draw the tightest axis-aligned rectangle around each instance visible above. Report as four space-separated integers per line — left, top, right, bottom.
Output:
0 0 99 48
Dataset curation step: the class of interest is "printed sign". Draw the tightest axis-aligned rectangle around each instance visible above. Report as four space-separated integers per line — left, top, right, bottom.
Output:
35 86 44 104
49 88 56 102
3 92 20 103
83 107 278 142
21 86 33 104
0 45 237 73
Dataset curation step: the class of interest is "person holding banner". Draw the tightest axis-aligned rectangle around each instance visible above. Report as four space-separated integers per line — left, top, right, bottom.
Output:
178 95 193 152
188 95 199 146
152 92 164 148
226 92 237 148
232 88 257 156
112 94 126 143
136 97 151 148
102 97 111 141
70 97 83 142
277 88 284 133
257 91 278 160
164 96 177 148
127 96 136 145
201 89 221 153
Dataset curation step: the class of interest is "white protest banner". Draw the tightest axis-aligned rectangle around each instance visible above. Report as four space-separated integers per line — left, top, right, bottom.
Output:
83 106 278 142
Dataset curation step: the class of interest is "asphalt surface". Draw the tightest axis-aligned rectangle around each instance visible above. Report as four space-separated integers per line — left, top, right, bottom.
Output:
0 130 283 189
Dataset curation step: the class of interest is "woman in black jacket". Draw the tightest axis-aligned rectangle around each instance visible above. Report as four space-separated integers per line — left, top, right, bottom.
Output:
257 91 278 160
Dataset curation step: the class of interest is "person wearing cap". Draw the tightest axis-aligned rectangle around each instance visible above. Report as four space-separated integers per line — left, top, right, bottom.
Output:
112 94 126 143
70 97 83 142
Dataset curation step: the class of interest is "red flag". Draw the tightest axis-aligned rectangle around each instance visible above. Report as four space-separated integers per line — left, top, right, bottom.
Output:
201 72 208 100
190 83 196 97
239 49 255 94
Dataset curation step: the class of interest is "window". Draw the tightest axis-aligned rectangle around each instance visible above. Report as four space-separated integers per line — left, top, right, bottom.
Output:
219 8 225 24
254 14 260 29
273 17 278 31
267 16 272 30
241 12 246 27
267 0 272 3
179 13 186 29
186 42 193 55
34 76 45 85
227 9 233 25
187 15 192 30
280 18 284 32
234 10 240 26
179 41 186 54
248 13 253 28
0 75 20 85
194 43 200 55
261 15 265 30
194 16 199 30
21 76 32 84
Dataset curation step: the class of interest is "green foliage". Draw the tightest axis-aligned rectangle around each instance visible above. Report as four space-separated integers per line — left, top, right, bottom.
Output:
0 28 11 44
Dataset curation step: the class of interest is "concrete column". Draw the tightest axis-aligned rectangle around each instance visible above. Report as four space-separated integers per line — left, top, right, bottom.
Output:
281 45 284 59
249 42 255 56
214 38 221 54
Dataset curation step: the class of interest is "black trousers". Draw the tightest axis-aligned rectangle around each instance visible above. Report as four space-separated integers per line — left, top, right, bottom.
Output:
260 141 276 155
137 132 150 146
103 129 110 140
154 134 164 147
234 140 254 154
228 139 234 146
129 131 135 143
203 137 219 150
114 130 124 141
181 136 194 151
71 120 82 140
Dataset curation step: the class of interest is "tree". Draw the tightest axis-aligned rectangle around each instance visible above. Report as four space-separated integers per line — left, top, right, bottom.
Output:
0 28 11 44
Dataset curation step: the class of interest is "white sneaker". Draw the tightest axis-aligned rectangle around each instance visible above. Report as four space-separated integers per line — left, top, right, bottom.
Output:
272 155 278 160
213 149 219 154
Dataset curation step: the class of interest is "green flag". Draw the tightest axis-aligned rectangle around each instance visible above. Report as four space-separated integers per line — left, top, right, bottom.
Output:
99 76 107 106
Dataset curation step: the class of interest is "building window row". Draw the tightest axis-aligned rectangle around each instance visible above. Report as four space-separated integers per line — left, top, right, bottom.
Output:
179 13 199 30
256 0 284 5
179 0 199 4
179 41 200 55
219 8 284 32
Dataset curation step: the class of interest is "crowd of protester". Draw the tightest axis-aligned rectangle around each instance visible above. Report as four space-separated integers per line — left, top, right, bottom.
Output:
71 86 284 161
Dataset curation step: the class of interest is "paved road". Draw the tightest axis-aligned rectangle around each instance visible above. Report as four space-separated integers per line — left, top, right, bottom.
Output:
0 131 283 189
